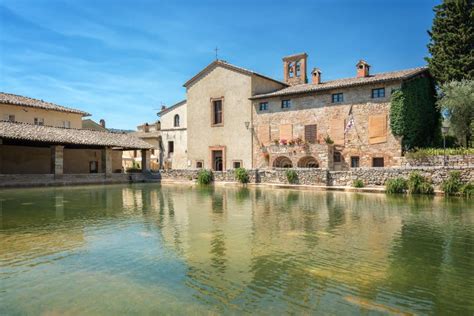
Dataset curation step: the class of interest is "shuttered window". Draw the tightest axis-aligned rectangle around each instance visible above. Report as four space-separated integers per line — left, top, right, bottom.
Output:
304 124 317 143
329 118 345 145
368 114 387 144
279 124 293 141
257 124 271 145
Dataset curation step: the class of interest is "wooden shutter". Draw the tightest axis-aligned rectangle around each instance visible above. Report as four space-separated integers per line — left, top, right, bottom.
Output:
330 118 345 145
279 124 293 141
304 124 317 143
257 124 270 145
369 114 387 144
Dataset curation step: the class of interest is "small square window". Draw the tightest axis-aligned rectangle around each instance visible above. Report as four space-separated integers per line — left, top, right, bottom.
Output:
281 100 291 109
371 88 385 98
332 93 344 103
34 117 44 126
233 161 242 169
62 121 71 128
259 102 268 111
372 157 384 167
196 161 203 169
351 156 360 168
333 151 342 163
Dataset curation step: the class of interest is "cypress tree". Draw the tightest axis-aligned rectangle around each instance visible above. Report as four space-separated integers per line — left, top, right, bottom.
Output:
426 0 474 84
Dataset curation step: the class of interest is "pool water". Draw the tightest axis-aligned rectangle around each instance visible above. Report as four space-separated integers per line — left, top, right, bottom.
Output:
1 184 473 315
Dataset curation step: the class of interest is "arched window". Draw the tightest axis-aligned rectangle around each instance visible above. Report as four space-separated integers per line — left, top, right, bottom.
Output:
174 114 180 127
273 156 293 168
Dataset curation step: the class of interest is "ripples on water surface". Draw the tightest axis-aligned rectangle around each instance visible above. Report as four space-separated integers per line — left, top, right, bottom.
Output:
0 184 473 315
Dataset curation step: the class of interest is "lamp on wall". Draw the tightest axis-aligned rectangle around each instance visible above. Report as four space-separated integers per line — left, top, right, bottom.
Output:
244 121 250 129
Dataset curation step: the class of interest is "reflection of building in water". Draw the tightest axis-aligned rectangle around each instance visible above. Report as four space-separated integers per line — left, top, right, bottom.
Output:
156 186 254 301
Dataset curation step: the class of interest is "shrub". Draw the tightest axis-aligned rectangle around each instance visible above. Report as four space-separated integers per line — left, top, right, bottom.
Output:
352 179 364 188
385 177 408 194
460 182 474 198
235 167 249 184
197 169 213 185
285 170 298 184
407 172 434 195
442 171 463 195
406 147 474 158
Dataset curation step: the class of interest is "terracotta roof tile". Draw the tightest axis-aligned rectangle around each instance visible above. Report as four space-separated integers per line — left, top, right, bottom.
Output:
250 67 428 99
0 121 152 149
0 92 91 116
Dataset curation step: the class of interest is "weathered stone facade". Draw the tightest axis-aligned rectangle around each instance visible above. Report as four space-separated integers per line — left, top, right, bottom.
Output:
252 82 403 170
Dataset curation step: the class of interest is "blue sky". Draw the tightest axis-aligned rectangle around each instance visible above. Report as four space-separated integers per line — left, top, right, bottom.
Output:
0 0 438 129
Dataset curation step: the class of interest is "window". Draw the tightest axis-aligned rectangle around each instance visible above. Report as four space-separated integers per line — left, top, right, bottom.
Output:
351 156 360 168
34 117 44 126
332 93 344 103
62 121 71 128
372 157 384 167
174 114 180 127
281 100 291 109
168 141 174 155
233 161 242 169
371 88 385 98
333 151 342 163
304 124 317 143
259 102 268 111
3 114 15 122
196 161 203 169
212 99 223 125
133 150 137 158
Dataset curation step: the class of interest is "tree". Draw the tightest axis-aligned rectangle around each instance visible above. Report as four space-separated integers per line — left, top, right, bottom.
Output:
426 0 474 84
437 80 474 147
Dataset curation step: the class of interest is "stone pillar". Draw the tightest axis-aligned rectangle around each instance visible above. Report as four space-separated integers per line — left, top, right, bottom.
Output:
51 145 64 175
141 149 150 172
101 147 113 175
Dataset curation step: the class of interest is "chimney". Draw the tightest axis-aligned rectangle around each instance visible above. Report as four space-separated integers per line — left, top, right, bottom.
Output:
356 60 370 78
283 53 308 85
161 105 166 110
311 68 322 84
99 119 106 128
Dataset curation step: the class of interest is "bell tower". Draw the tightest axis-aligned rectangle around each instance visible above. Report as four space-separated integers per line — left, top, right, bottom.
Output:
283 53 308 85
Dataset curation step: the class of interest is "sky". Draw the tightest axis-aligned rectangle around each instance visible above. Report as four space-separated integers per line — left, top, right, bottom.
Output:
0 0 439 129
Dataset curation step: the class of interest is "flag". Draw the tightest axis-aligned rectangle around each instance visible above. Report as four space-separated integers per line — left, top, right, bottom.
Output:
344 105 354 134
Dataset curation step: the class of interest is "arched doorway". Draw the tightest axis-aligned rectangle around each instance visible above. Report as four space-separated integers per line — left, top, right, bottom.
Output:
297 156 319 168
273 156 293 168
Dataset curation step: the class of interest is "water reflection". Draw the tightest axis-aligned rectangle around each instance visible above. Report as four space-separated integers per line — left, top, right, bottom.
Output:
0 184 473 315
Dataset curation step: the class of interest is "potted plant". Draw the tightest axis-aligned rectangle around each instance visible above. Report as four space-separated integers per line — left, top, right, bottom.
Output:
280 139 288 146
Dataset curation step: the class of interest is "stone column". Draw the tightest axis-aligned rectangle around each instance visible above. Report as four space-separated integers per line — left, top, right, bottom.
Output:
101 147 113 175
141 149 150 172
51 145 64 176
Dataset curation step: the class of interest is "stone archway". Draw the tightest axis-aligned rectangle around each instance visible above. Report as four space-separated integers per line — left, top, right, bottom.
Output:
297 156 319 168
273 156 293 168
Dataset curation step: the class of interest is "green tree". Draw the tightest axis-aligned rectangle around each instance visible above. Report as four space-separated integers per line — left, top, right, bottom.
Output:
437 80 474 147
426 0 474 84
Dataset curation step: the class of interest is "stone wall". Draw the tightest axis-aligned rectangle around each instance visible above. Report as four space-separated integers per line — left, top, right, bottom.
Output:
403 155 474 168
158 167 474 189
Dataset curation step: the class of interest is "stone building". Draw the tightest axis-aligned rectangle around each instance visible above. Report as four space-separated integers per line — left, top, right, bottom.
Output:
0 92 152 179
182 55 429 171
185 60 286 170
158 100 188 169
250 54 429 170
